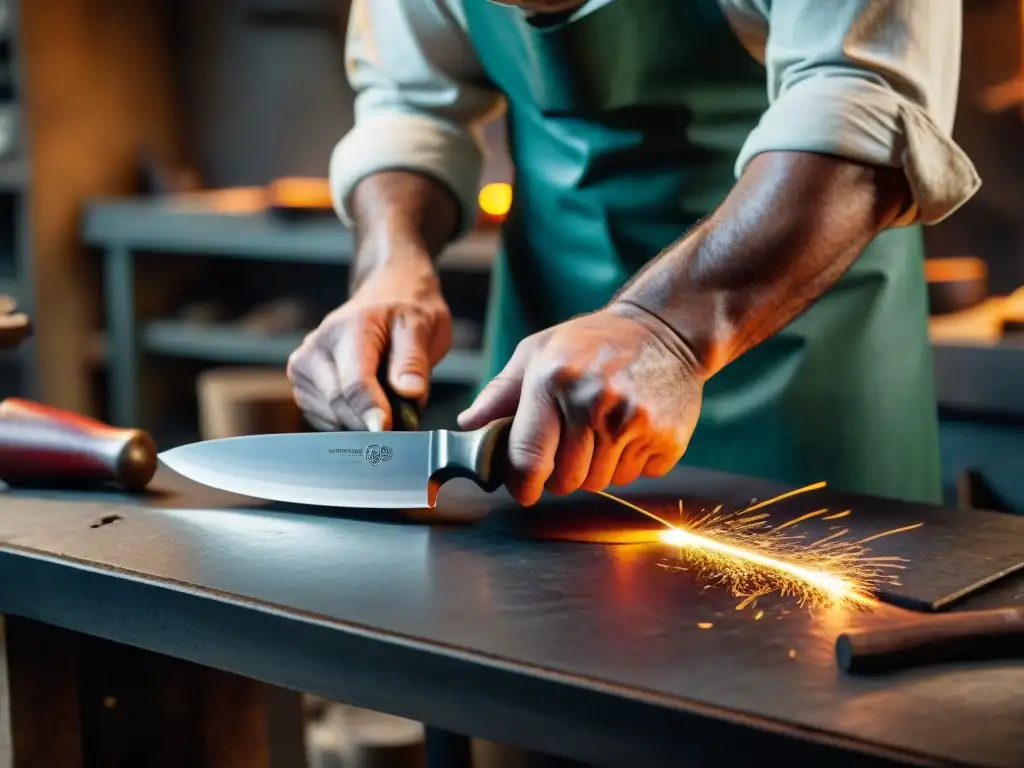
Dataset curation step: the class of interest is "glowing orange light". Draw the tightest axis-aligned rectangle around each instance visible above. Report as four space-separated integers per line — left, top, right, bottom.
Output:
597 485 923 610
478 182 513 217
271 176 332 206
656 526 863 604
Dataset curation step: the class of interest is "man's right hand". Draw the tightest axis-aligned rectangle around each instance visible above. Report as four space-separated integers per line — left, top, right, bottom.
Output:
287 257 453 432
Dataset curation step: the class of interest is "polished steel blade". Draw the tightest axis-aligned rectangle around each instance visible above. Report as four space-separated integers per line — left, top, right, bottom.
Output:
159 431 435 508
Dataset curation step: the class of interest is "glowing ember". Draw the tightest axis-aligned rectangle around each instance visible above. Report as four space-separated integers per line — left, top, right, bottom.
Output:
597 483 923 609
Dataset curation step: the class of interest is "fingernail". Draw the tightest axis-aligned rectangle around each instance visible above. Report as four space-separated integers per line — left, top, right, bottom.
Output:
397 373 424 394
362 408 385 432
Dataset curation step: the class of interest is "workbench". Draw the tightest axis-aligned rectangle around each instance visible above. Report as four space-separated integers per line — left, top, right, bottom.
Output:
0 468 1021 767
930 293 1024 513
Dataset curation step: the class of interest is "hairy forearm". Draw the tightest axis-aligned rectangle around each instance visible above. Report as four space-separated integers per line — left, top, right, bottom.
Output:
348 171 461 290
615 151 912 377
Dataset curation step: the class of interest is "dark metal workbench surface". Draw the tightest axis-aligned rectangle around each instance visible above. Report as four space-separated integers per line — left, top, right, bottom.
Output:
0 468 1021 767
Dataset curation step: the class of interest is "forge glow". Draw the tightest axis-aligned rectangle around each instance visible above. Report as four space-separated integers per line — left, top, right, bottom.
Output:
597 484 921 609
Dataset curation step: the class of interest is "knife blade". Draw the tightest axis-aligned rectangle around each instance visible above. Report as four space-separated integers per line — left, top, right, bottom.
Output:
159 416 511 508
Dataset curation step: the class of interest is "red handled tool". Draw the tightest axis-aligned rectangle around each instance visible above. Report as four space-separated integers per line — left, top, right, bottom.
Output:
0 398 158 492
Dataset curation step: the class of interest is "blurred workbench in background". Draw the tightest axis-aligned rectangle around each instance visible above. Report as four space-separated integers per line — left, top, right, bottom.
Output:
930 289 1024 514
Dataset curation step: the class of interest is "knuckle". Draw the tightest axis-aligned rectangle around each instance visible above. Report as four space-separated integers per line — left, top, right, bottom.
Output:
420 302 448 325
397 306 429 329
512 336 539 361
509 442 553 477
538 361 583 392
338 377 370 406
545 471 581 496
629 402 654 430
286 346 312 379
292 391 311 412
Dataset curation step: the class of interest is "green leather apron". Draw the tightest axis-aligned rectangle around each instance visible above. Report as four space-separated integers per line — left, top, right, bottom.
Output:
463 0 942 503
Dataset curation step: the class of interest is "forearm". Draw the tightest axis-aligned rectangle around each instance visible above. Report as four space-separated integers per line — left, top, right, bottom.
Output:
348 170 461 291
614 151 912 377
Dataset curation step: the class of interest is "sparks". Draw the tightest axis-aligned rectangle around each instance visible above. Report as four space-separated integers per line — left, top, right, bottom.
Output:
596 483 922 610
657 524 865 605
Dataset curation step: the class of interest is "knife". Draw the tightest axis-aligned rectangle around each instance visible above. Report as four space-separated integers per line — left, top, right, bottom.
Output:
160 367 512 508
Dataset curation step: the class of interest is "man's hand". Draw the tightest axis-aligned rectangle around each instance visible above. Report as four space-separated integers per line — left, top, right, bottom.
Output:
457 304 704 506
288 171 460 432
287 257 452 432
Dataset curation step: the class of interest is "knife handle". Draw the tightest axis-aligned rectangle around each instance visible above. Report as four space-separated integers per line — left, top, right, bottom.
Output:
836 606 1024 675
377 358 422 432
431 416 512 495
387 388 421 433
0 398 158 491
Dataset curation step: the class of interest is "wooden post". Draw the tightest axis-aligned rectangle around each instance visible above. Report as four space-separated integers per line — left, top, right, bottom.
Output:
201 668 308 768
0 615 84 768
72 631 308 768
20 0 187 416
0 618 307 768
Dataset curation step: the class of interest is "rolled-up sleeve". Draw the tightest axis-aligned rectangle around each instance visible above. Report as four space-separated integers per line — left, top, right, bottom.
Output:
734 0 981 224
331 0 504 234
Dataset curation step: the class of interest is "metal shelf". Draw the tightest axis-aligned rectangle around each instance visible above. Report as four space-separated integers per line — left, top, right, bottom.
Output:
0 274 18 300
0 1 34 398
0 155 27 191
85 196 497 426
142 319 484 385
84 195 497 271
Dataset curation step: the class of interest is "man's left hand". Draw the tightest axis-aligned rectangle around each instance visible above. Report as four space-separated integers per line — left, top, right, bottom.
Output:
457 303 704 506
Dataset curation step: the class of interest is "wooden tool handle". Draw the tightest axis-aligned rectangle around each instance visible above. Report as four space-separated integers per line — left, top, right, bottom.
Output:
836 606 1024 675
0 398 157 491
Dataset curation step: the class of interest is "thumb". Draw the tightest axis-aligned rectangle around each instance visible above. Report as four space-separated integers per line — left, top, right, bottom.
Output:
457 353 528 429
387 310 432 400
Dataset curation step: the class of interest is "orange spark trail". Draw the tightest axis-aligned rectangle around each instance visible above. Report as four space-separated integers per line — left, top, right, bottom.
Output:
739 481 827 514
596 483 921 609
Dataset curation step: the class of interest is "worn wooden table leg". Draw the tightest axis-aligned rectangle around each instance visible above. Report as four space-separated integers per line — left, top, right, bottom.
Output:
201 667 308 768
76 632 308 768
0 615 84 768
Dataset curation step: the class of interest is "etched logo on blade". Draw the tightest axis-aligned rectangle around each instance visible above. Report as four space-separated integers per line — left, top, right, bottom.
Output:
364 445 394 467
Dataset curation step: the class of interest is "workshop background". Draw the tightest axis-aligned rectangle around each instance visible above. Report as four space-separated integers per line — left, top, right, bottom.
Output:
0 0 1023 764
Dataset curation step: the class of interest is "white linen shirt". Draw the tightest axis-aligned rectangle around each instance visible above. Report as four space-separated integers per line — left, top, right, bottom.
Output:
331 0 981 235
